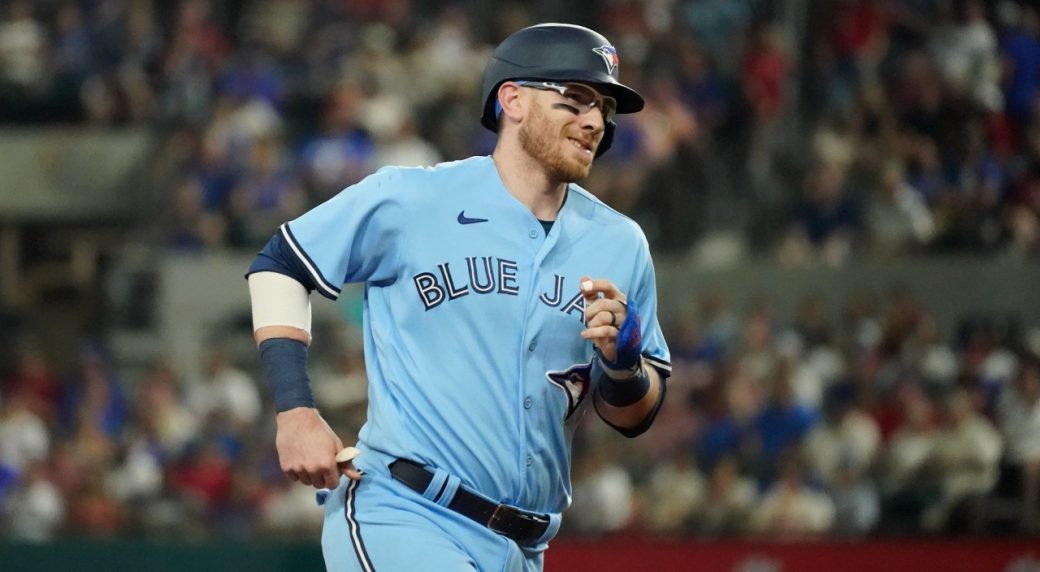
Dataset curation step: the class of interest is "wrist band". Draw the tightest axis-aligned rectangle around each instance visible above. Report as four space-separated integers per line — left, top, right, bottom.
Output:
596 375 667 438
259 338 315 412
593 354 651 407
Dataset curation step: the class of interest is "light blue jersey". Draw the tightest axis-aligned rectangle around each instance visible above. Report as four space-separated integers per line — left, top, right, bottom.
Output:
283 155 670 557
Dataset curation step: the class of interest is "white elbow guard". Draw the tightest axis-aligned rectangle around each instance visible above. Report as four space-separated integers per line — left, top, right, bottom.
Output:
248 271 312 334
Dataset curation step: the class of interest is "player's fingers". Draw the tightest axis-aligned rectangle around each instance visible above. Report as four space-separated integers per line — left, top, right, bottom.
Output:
336 446 360 464
320 466 341 489
581 324 619 339
336 447 363 481
305 463 337 489
580 278 625 301
584 309 616 329
581 278 596 327
342 463 363 481
586 303 624 324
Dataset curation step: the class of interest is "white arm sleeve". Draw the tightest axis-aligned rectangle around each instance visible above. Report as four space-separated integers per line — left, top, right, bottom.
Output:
248 271 312 334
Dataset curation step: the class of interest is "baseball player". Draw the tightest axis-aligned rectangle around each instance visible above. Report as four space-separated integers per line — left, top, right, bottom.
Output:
246 23 671 571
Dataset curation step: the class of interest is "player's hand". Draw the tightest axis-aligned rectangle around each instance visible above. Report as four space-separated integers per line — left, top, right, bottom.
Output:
336 446 363 482
274 407 361 489
580 276 628 362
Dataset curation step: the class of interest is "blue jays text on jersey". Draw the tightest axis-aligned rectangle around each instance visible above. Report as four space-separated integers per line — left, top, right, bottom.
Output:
268 155 671 549
413 259 587 319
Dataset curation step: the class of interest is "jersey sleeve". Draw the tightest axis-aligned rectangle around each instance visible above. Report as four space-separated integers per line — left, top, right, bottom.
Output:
279 167 407 300
631 238 671 377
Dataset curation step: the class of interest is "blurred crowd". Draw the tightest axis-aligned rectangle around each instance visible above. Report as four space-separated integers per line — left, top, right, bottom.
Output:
0 335 369 542
1 0 1040 545
0 0 1038 258
568 290 1040 540
1 287 1039 542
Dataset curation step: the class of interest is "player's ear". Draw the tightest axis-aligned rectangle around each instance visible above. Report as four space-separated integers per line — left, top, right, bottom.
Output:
497 82 525 126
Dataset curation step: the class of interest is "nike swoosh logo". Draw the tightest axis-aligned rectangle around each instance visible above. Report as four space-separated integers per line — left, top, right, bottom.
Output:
457 211 489 225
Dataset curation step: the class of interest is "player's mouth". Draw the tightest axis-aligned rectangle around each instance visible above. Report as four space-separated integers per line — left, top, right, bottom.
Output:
567 137 594 156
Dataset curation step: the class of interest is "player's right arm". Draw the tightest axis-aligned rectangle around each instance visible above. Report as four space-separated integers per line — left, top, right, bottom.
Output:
247 167 407 488
248 235 361 489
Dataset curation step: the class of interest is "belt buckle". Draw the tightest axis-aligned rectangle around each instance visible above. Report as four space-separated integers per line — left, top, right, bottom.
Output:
486 504 509 533
487 504 546 545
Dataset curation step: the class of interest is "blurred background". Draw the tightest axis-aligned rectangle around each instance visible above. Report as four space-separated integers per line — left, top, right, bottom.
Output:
0 0 1038 570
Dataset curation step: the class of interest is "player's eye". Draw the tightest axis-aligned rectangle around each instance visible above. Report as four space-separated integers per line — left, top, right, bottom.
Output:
562 85 617 122
562 86 596 107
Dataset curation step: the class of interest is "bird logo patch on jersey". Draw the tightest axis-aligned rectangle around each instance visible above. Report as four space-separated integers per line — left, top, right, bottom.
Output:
546 362 592 421
593 46 619 75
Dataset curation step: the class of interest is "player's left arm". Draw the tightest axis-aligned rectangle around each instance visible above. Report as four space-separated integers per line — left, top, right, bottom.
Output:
580 276 669 437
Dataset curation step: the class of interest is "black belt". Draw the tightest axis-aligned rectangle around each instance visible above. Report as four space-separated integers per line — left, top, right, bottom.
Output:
388 459 550 546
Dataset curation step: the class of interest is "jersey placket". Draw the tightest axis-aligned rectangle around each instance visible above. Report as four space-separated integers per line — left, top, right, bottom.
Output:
513 214 564 504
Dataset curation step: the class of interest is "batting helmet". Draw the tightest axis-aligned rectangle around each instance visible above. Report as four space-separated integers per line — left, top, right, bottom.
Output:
480 23 644 157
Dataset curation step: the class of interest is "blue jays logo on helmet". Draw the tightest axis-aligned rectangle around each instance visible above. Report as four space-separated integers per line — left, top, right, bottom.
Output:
592 45 619 75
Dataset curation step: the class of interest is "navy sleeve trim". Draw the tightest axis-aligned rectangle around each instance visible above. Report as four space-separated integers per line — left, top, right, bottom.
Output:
246 233 316 288
280 223 342 300
643 354 671 376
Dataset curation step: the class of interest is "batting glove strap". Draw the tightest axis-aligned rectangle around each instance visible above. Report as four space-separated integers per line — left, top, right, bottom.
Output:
599 298 642 372
592 354 650 408
259 338 316 412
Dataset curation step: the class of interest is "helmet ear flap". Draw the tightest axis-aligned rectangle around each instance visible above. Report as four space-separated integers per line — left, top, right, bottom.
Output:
483 81 506 133
595 121 616 158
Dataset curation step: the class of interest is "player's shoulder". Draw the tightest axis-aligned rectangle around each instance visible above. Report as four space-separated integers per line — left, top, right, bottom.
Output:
369 156 491 189
324 157 488 218
566 183 648 244
566 183 630 223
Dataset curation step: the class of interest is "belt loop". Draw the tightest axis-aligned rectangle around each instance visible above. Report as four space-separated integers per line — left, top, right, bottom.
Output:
434 473 461 508
533 512 562 546
421 468 449 503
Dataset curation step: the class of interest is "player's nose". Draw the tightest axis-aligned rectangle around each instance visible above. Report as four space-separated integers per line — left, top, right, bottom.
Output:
577 107 606 133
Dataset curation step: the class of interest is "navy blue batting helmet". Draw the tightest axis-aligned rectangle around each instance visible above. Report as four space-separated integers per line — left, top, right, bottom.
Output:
479 23 644 157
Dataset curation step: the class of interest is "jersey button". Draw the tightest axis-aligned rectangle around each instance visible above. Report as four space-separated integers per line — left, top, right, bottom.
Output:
526 455 533 466
524 397 533 409
528 340 537 351
528 229 539 239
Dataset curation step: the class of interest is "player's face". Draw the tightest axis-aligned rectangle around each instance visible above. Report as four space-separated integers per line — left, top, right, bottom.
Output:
517 83 608 182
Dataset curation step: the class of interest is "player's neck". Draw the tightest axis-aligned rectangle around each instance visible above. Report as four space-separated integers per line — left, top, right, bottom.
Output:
491 148 567 221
